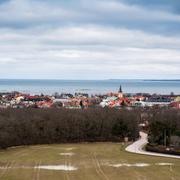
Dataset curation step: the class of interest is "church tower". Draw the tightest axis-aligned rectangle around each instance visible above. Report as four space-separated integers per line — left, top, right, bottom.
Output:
118 85 123 98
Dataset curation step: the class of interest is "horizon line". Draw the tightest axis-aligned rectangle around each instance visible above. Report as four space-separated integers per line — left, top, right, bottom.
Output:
0 78 180 81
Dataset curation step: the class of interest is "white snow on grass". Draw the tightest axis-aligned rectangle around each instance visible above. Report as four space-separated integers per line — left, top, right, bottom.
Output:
108 163 150 167
155 163 174 166
58 147 77 151
107 162 175 168
59 153 75 156
35 165 78 171
133 163 150 167
65 148 76 151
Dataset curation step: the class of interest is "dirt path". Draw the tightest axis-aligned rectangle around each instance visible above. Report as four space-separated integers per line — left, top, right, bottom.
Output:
36 161 41 180
125 132 180 159
92 153 110 180
33 162 38 180
0 162 10 179
64 158 70 180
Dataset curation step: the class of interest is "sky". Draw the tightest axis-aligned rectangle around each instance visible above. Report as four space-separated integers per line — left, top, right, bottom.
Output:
0 0 180 80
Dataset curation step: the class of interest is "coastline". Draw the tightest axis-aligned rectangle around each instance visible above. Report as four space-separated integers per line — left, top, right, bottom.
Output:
0 79 180 95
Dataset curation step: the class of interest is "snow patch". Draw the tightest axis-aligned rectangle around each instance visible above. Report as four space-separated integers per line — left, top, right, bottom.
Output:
156 163 174 166
108 163 150 167
59 153 75 156
35 165 78 171
58 147 77 151
65 148 76 151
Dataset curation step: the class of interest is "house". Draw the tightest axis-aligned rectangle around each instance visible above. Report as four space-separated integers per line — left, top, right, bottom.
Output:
170 102 180 109
175 96 180 102
75 93 89 98
143 96 172 107
100 96 118 107
60 93 74 99
131 100 146 107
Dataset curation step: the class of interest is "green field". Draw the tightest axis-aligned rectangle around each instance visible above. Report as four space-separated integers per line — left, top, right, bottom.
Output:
0 143 179 180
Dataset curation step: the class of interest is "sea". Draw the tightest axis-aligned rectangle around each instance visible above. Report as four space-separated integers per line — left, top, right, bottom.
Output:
0 79 180 95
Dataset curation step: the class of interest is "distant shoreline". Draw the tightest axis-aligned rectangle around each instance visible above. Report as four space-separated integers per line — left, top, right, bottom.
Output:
143 80 180 82
0 79 180 95
109 79 180 82
0 79 180 81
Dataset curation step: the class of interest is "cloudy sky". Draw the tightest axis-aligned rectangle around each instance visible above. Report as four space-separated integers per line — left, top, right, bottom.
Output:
0 0 180 79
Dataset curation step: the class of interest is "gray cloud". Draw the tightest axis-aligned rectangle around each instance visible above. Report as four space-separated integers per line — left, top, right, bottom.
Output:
0 0 179 35
0 0 180 79
121 0 180 14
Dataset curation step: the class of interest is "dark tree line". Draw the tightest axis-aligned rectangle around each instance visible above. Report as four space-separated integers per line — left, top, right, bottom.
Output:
148 109 180 146
0 108 140 149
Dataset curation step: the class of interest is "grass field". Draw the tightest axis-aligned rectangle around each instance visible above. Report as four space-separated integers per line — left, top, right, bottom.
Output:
0 143 179 180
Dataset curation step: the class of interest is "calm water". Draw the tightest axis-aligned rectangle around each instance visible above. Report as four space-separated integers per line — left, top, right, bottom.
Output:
0 79 180 95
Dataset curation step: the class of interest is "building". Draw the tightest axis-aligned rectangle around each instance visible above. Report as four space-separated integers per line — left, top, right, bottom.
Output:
170 102 180 109
118 85 123 98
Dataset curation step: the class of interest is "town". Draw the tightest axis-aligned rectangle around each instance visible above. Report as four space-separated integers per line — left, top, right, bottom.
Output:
0 86 180 109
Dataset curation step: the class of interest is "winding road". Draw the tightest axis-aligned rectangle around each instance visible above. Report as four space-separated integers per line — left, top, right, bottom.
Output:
125 132 180 159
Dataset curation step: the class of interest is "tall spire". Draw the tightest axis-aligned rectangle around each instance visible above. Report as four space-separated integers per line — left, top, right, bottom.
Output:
119 85 122 93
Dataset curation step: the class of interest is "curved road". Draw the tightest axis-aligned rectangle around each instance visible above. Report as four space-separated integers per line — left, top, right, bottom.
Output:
125 132 180 159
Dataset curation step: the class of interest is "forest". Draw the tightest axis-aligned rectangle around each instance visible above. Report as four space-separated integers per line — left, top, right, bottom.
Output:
0 107 179 149
0 108 140 149
148 109 180 146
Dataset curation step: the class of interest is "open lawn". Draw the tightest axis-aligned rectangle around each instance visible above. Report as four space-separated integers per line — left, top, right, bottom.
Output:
0 143 179 180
